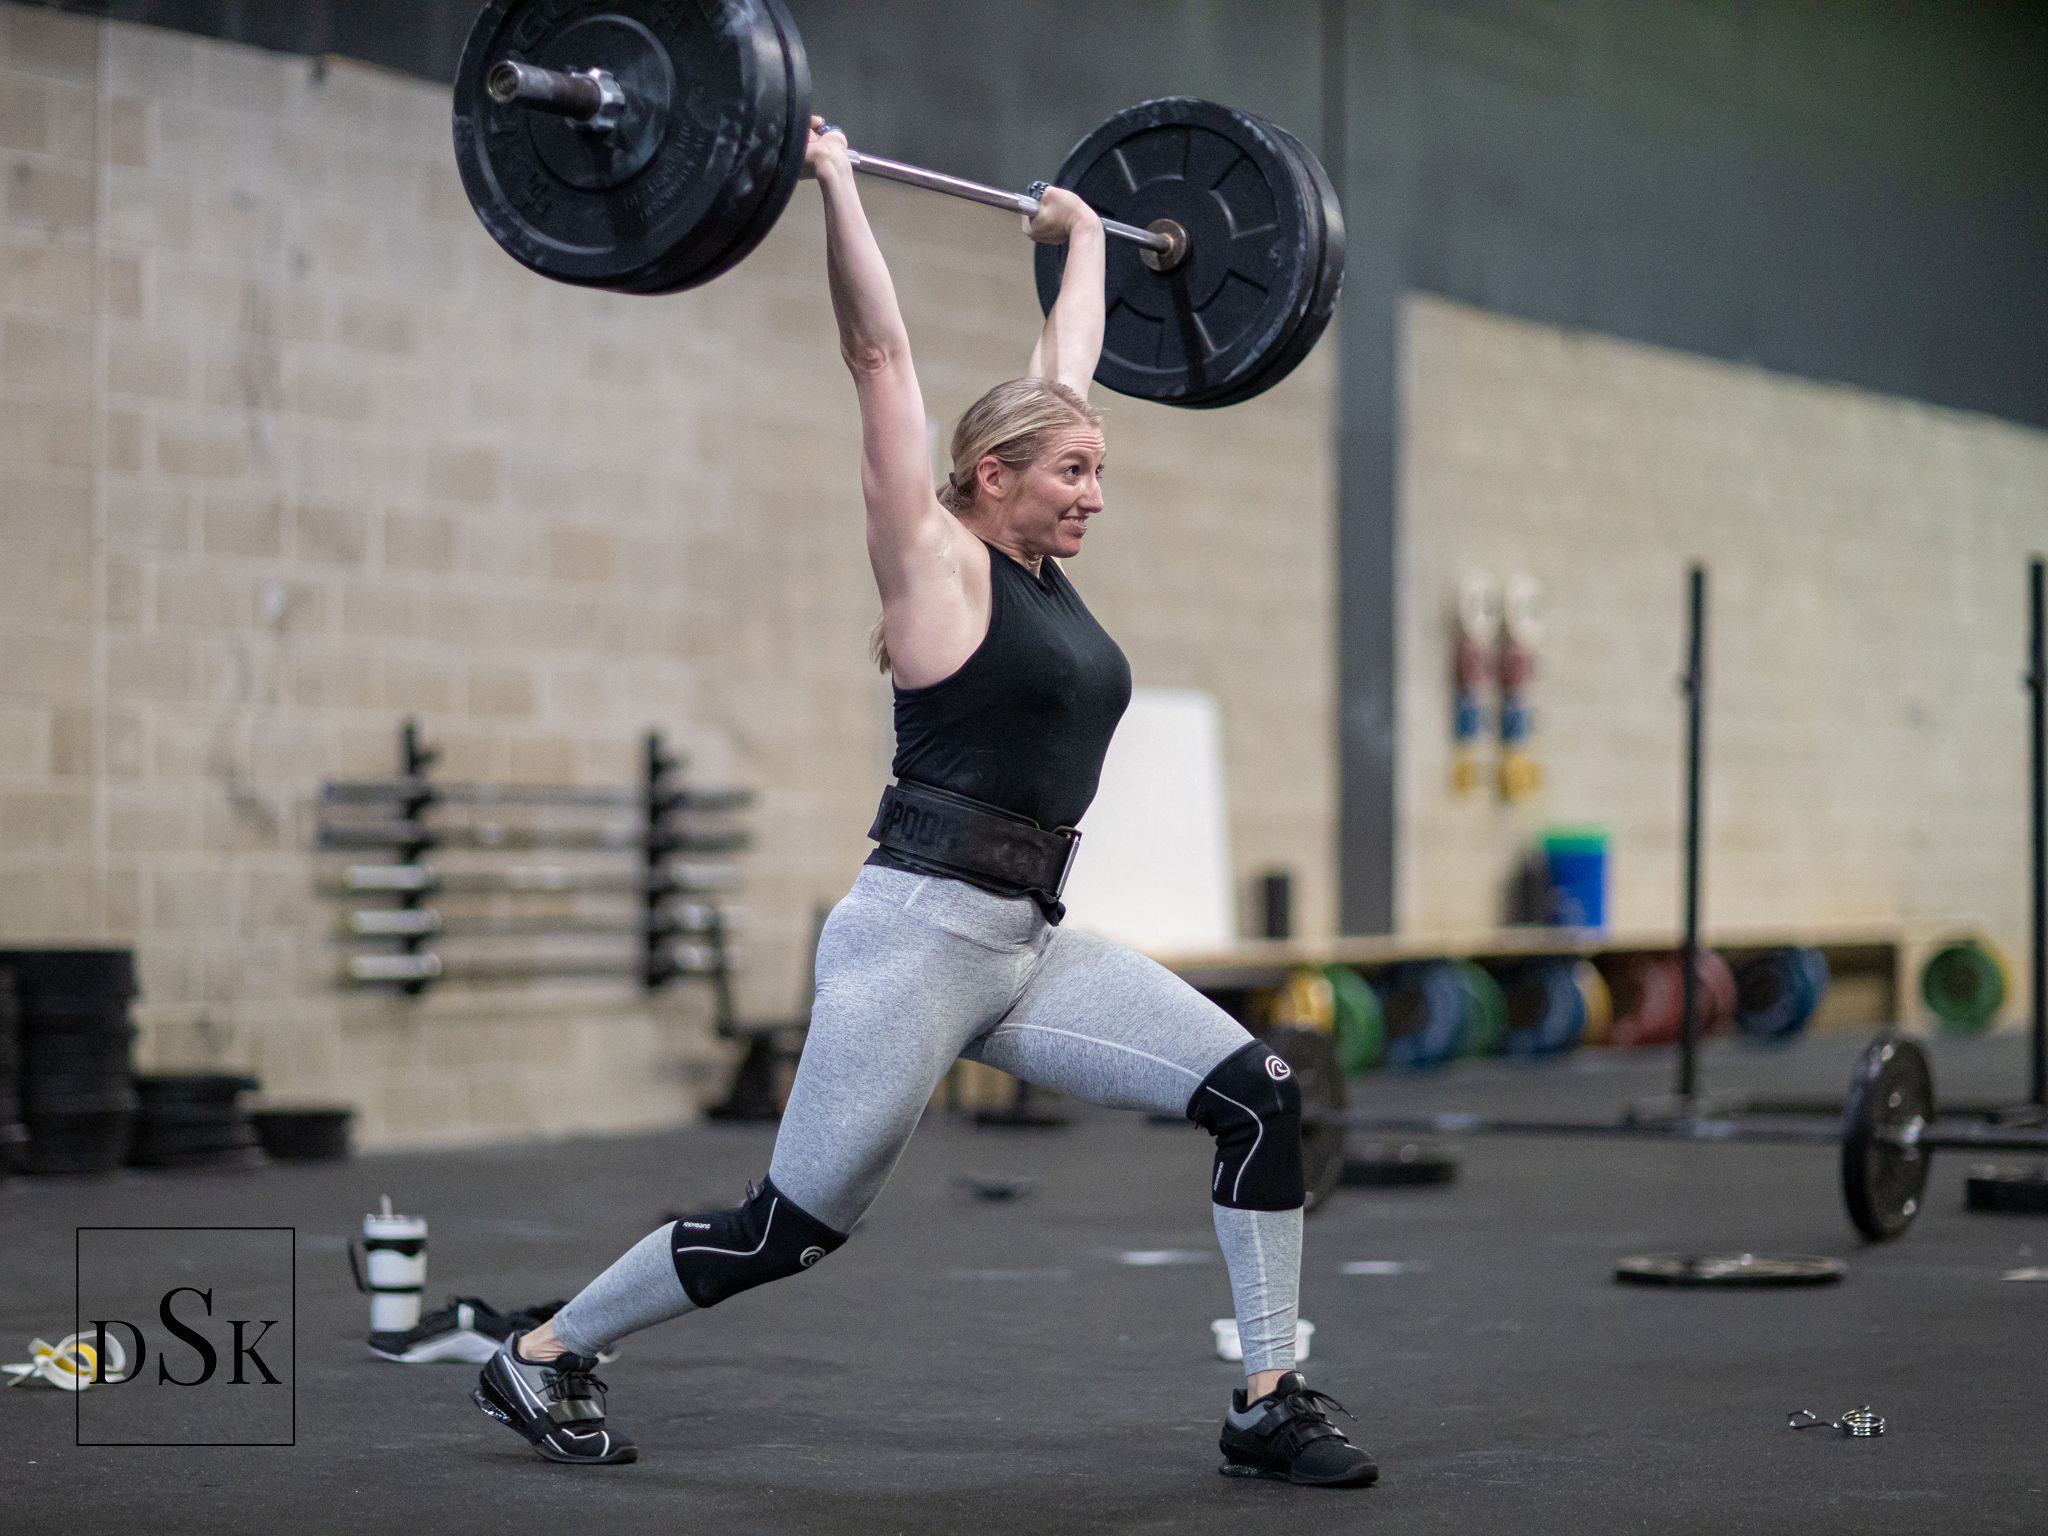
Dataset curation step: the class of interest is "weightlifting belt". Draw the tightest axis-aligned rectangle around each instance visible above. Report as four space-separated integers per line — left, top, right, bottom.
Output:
868 780 1082 901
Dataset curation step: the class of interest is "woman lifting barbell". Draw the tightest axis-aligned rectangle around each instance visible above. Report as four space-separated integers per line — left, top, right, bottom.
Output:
468 118 1375 1491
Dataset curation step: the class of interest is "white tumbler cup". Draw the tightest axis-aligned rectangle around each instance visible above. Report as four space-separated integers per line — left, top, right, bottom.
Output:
349 1196 427 1333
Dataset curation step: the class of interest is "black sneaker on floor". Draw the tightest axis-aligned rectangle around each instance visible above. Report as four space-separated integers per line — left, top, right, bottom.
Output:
1218 1371 1377 1487
471 1331 637 1464
371 1296 518 1364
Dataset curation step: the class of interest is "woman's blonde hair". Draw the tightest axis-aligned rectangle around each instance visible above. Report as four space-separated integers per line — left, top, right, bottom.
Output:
869 376 1102 673
936 376 1101 513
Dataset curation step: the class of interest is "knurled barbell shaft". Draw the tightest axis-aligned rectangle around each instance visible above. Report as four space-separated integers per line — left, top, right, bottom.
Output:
487 61 1186 265
1340 1108 2048 1154
839 147 1181 261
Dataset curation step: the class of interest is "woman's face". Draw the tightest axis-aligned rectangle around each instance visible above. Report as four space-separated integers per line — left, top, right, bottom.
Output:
977 424 1106 560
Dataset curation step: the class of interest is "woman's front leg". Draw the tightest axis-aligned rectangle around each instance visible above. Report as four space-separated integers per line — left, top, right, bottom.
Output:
543 886 1003 1359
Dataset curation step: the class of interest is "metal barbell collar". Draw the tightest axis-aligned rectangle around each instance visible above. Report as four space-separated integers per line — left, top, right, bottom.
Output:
488 61 1189 268
487 59 626 134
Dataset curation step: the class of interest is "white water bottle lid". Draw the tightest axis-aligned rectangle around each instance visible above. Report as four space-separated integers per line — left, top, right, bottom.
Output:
364 1193 426 1240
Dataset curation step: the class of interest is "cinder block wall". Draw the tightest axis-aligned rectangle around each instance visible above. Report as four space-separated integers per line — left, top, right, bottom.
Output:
0 7 1338 1145
1400 295 2047 1015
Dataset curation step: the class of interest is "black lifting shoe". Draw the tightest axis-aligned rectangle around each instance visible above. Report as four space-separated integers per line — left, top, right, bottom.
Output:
1218 1372 1377 1487
471 1331 637 1465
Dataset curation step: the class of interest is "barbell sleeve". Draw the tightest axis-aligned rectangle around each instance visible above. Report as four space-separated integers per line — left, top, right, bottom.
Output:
486 60 627 131
488 60 599 116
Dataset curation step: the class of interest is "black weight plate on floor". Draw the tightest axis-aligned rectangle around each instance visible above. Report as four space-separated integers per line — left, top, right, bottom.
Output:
0 948 136 1000
1841 1035 1934 1241
129 1126 260 1156
134 1073 260 1103
20 1063 134 1089
17 1006 134 1036
23 1038 135 1073
251 1107 354 1161
22 1088 137 1120
21 1079 137 1112
1033 99 1324 407
1340 1141 1459 1187
1964 1165 2048 1214
132 1130 249 1155
1183 122 1345 409
23 1108 133 1174
132 1145 268 1172
139 1111 252 1136
22 1020 136 1043
454 0 786 292
1614 1253 1846 1288
130 1123 258 1150
21 1054 134 1087
635 0 809 293
1266 1024 1345 1214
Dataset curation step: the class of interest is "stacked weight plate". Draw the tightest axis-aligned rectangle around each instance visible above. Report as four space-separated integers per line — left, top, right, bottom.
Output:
1189 120 1345 409
1499 957 1589 1058
129 1074 266 1170
250 1106 354 1162
0 968 26 1175
1920 937 2006 1035
1379 961 1471 1070
453 0 810 295
638 0 811 293
1732 947 1831 1041
1452 960 1509 1057
1 949 139 1176
1034 98 1345 408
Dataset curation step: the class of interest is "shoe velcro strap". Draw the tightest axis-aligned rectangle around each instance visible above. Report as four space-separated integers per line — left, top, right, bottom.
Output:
1267 1395 1349 1453
1280 1417 1344 1451
548 1397 605 1424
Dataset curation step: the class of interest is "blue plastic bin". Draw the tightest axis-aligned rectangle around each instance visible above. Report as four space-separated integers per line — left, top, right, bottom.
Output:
1544 829 1607 929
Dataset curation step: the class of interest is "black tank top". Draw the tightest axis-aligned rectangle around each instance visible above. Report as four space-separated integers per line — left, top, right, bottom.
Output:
868 543 1131 902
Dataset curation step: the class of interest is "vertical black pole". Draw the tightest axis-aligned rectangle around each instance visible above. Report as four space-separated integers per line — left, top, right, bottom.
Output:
1321 0 1346 194
643 731 676 991
1678 566 1707 1103
2027 558 2045 1108
398 719 438 993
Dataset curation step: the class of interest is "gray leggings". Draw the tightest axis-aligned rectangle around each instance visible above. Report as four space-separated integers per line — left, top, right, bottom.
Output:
551 865 1303 1374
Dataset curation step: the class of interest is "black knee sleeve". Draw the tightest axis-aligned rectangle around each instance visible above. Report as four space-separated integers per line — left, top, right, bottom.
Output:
668 1178 847 1309
1186 1039 1306 1211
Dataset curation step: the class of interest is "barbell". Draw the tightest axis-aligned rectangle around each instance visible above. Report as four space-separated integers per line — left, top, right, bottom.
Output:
451 0 1345 407
1341 1035 2048 1243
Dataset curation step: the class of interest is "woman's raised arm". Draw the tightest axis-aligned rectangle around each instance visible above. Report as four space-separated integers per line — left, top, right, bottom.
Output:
1024 189 1105 397
808 121 952 598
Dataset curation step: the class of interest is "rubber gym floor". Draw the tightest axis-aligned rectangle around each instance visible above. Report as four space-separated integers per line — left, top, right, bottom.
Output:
3 1031 2041 1535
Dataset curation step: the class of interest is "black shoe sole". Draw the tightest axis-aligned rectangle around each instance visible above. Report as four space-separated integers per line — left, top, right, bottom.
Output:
472 1381 638 1465
1220 1458 1378 1488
